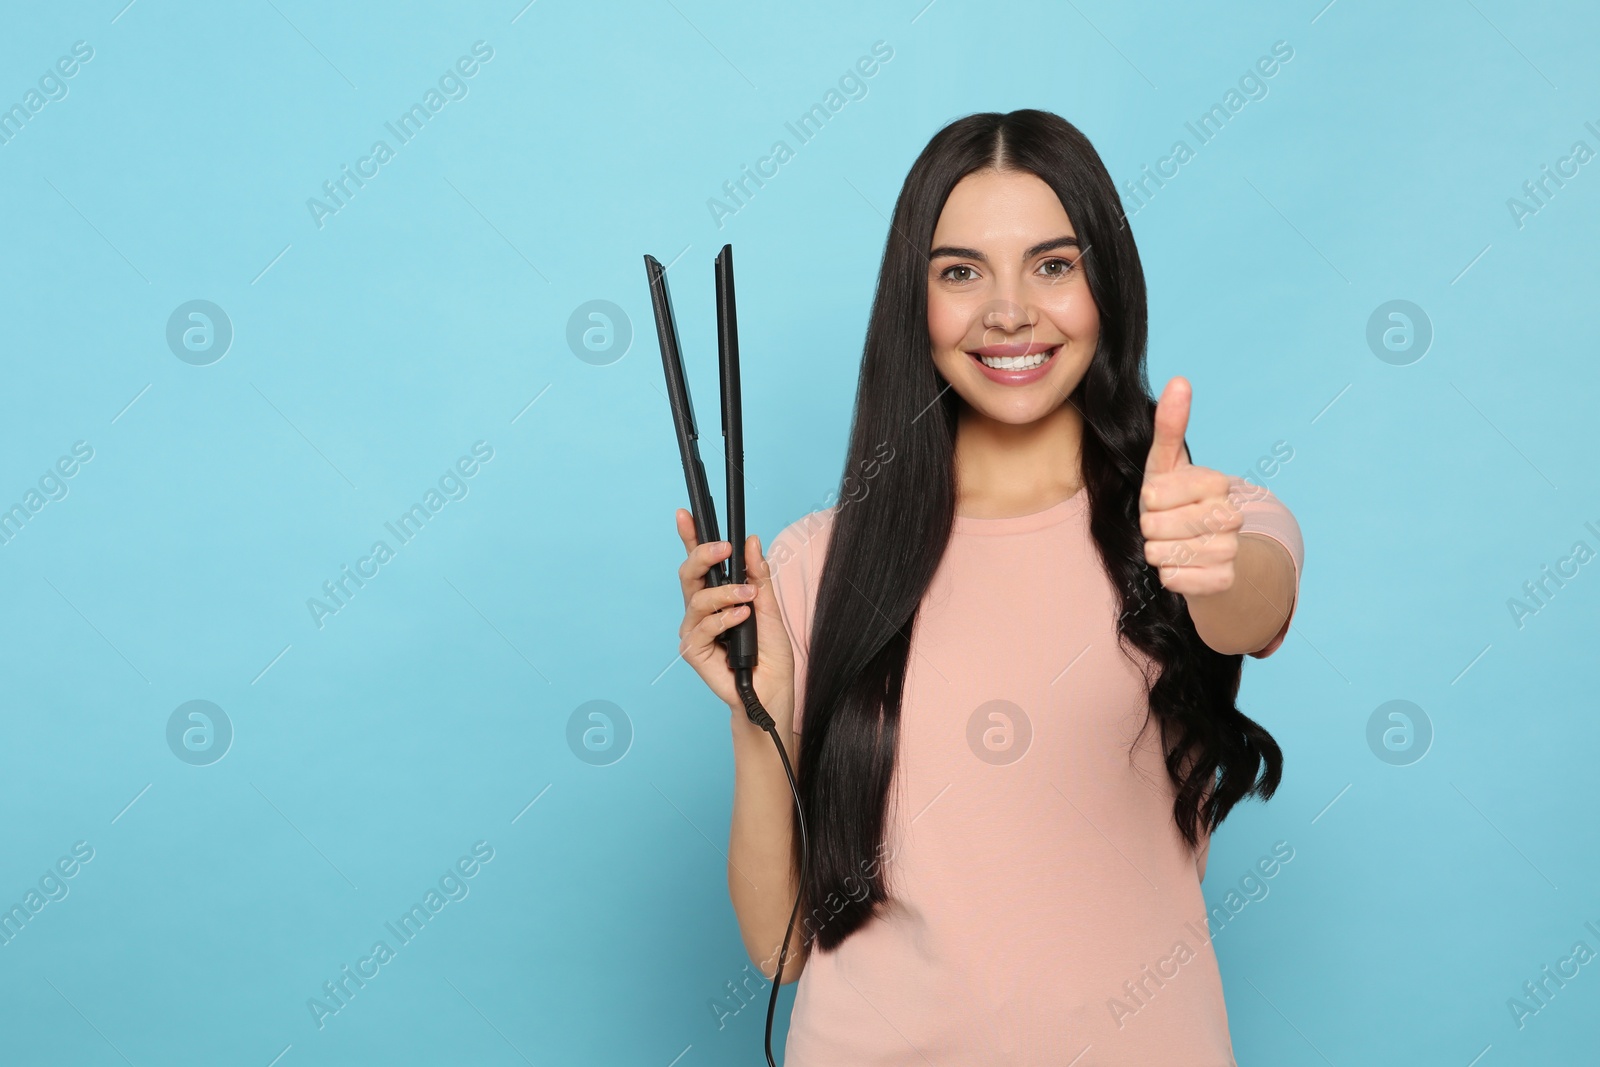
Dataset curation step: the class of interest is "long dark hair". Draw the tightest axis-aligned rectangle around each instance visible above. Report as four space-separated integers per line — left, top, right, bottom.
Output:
795 109 1282 953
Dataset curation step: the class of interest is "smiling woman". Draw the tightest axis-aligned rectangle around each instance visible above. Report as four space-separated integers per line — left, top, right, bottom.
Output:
678 108 1304 1066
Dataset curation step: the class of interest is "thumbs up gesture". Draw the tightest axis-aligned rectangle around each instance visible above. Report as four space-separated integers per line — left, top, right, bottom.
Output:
1139 377 1243 597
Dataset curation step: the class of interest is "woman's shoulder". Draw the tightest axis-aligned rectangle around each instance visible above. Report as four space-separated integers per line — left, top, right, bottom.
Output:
766 506 840 677
768 505 840 572
766 505 846 616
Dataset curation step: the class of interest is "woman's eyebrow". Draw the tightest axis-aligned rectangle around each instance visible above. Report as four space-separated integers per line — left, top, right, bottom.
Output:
928 235 1081 262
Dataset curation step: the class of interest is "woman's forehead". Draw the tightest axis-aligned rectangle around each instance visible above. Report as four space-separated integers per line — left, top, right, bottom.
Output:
932 170 1077 247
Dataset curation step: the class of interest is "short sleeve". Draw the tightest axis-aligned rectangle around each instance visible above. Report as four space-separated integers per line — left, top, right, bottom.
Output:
1229 476 1303 659
765 509 834 734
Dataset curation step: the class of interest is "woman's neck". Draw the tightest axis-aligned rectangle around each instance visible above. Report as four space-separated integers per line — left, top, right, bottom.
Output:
953 401 1084 519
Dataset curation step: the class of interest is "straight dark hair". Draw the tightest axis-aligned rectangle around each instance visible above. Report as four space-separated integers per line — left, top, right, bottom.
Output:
794 109 1282 953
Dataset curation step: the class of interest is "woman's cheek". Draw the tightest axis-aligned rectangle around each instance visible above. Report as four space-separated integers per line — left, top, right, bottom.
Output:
926 304 963 353
1052 288 1099 341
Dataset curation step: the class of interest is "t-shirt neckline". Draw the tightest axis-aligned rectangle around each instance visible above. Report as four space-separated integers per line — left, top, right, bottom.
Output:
951 487 1088 536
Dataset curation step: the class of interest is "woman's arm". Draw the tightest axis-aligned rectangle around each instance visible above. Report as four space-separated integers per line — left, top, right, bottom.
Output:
1184 532 1297 655
729 712 810 982
673 518 809 982
727 531 810 982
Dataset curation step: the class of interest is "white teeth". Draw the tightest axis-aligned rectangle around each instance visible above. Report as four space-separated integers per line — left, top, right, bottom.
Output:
977 348 1055 370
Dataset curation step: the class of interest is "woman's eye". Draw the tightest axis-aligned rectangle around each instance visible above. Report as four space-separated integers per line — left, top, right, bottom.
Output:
941 264 976 283
1040 257 1077 277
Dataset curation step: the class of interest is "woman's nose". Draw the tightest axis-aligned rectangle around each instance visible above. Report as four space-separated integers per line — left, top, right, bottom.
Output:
980 297 1034 336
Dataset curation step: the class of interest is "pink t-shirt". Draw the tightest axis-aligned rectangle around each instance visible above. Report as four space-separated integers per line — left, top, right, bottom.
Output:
765 477 1303 1065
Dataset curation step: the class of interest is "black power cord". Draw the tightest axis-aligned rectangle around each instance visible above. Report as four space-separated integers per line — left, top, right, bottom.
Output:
733 667 808 1067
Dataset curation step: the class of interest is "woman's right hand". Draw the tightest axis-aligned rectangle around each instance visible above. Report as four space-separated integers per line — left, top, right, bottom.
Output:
674 508 796 729
677 510 809 983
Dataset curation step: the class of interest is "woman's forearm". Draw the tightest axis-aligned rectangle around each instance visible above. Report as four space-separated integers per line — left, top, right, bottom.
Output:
1184 532 1297 655
727 704 809 982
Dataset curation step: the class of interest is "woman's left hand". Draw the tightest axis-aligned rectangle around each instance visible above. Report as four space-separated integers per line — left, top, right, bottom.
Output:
1137 376 1243 598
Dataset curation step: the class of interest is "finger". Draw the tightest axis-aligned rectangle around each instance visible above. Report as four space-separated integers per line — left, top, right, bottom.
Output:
1144 376 1192 478
745 535 791 642
1153 562 1235 598
690 600 751 649
674 507 697 553
1143 533 1237 570
681 602 734 661
748 533 767 581
680 563 744 640
745 534 771 591
678 542 730 600
674 508 704 580
674 507 725 561
1138 482 1240 538
677 511 731 593
689 579 755 619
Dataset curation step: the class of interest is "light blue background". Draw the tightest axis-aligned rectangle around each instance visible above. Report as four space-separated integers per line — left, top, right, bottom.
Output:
1 0 1595 1063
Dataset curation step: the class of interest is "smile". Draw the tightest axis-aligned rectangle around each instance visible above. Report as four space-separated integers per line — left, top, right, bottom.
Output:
965 342 1061 384
972 345 1058 370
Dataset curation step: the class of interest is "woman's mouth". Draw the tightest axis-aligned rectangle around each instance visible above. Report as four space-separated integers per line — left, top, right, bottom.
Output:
967 342 1061 384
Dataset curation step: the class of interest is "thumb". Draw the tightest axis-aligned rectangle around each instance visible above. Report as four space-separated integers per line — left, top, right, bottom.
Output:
1145 376 1192 477
747 535 776 609
747 535 791 644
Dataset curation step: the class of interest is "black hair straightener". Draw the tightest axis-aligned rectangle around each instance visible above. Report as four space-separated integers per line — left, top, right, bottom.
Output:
644 245 808 1067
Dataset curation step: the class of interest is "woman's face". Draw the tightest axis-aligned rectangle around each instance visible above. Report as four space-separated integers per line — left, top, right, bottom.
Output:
927 168 1099 425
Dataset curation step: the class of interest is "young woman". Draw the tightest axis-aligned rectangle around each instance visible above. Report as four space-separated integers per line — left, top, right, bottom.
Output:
674 109 1302 1064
